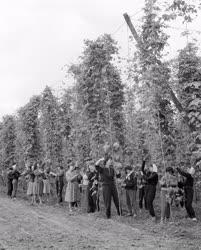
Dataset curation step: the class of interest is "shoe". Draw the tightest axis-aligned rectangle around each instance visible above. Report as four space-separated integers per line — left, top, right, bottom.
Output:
192 218 197 222
133 214 137 218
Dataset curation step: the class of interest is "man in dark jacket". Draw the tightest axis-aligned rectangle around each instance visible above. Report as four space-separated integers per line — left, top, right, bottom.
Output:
142 163 158 220
95 155 120 219
177 166 197 221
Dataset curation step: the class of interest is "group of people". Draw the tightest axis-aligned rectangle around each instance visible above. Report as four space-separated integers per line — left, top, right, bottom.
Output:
5 143 198 223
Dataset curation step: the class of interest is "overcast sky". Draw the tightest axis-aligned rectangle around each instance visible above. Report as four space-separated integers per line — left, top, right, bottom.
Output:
0 0 200 119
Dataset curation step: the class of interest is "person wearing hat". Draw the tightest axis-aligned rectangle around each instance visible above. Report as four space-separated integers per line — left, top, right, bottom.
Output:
176 165 197 221
160 167 177 223
122 165 137 217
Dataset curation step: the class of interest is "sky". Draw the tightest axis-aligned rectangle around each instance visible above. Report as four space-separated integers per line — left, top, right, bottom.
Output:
0 0 201 119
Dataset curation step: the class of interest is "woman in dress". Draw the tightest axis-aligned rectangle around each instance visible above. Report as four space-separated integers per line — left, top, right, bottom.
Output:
33 162 45 205
65 163 82 212
43 165 51 203
22 163 35 205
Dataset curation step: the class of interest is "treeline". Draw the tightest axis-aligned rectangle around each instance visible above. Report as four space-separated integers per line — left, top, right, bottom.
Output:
0 0 201 176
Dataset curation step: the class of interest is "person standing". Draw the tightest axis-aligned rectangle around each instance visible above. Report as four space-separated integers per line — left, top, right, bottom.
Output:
177 166 197 221
159 167 177 223
65 163 81 212
122 165 138 217
95 155 120 219
142 163 158 221
22 163 36 205
138 160 148 211
43 165 51 203
55 166 65 204
7 167 14 198
87 163 99 213
11 164 21 199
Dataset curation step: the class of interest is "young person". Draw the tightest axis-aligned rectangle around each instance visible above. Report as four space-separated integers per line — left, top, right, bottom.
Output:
159 167 177 223
95 154 120 219
176 166 197 221
142 163 158 221
122 165 137 217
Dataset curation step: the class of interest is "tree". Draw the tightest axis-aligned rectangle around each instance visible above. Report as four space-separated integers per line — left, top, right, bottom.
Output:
17 96 41 164
69 34 125 158
40 86 63 168
177 42 201 167
132 0 176 167
0 115 16 168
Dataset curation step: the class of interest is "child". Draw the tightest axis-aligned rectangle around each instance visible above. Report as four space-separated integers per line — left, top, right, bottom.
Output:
122 165 137 217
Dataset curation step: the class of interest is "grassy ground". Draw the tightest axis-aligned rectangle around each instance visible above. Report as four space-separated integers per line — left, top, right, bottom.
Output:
1 180 201 249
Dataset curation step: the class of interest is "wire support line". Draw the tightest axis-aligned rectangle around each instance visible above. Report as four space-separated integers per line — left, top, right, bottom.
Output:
111 22 126 36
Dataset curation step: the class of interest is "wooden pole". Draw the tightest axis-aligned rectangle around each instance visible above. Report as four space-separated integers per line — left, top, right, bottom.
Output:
123 12 193 131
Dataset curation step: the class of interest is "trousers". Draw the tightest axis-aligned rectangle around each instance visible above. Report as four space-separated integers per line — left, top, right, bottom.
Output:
102 183 120 218
56 180 64 203
12 179 18 198
184 187 196 218
126 189 137 215
146 185 156 217
139 186 147 209
7 179 13 197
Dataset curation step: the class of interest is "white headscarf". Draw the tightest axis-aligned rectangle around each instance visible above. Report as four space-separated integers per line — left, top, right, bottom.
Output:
152 164 158 173
188 167 195 176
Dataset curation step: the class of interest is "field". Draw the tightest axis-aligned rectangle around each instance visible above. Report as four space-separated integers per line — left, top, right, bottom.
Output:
0 182 201 250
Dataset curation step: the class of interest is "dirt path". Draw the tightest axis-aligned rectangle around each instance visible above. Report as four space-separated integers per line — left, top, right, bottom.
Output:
0 197 200 250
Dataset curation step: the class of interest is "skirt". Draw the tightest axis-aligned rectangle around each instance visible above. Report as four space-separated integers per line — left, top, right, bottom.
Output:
43 179 50 194
65 182 80 203
33 181 43 196
33 182 39 195
27 181 34 196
